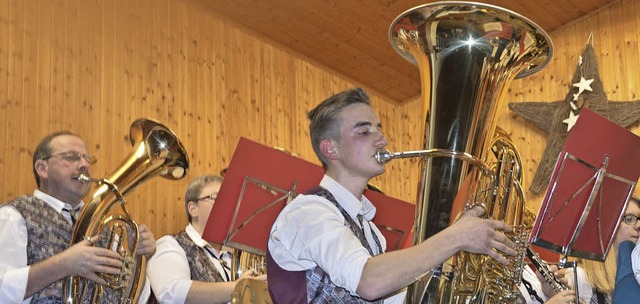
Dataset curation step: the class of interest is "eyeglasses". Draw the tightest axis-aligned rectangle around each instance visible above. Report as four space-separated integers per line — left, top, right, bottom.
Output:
621 214 640 226
42 151 97 164
194 194 217 203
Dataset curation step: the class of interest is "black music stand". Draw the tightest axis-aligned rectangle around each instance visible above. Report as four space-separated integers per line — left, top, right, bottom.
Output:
529 109 640 301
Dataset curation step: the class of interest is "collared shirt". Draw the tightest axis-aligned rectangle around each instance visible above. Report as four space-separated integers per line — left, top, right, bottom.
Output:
632 238 640 286
147 223 232 304
0 190 150 304
517 264 549 303
269 175 405 303
563 266 593 304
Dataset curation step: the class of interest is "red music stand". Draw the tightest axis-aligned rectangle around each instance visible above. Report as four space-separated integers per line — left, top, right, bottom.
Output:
202 137 415 255
530 108 640 262
202 137 324 255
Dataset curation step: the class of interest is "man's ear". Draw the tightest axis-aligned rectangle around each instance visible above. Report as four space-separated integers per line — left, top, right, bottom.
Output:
320 139 339 160
34 159 48 180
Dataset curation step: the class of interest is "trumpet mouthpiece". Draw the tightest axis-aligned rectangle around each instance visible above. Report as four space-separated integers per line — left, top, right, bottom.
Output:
374 149 393 164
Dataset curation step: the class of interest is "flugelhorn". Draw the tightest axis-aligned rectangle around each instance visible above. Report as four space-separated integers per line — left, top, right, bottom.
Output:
387 2 552 303
63 118 189 304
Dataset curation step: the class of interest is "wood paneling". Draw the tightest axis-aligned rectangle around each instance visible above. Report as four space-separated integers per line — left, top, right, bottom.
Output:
504 0 640 211
190 0 618 102
1 0 639 240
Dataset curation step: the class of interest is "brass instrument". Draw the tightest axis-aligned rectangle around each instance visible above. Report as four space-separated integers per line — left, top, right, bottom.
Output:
385 2 553 303
63 118 189 304
230 252 271 304
228 239 270 304
231 250 267 281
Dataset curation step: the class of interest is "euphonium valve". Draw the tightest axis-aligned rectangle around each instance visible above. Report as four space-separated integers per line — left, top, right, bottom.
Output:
63 118 189 304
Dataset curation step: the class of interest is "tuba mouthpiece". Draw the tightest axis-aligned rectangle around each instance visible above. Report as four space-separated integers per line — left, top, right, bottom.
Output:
374 149 393 164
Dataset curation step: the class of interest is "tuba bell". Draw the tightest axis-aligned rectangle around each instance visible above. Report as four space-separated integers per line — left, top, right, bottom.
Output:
63 118 189 304
383 2 553 303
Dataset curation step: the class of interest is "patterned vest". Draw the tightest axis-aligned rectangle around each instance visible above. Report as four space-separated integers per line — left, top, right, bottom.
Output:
7 195 121 304
267 186 384 304
591 289 612 304
173 231 226 282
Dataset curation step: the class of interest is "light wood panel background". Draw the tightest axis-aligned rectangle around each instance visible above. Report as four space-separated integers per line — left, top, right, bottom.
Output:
1 0 638 239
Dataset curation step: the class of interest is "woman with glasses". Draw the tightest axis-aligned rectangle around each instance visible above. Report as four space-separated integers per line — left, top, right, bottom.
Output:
555 196 640 304
146 174 266 304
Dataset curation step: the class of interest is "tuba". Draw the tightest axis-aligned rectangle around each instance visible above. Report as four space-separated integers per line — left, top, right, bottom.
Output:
63 118 189 304
382 2 553 303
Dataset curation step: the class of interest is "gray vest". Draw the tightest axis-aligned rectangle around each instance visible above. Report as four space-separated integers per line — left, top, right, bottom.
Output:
173 230 226 282
7 195 121 304
267 186 384 304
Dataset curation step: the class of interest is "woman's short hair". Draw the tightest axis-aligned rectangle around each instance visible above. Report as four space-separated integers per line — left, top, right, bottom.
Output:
184 174 223 223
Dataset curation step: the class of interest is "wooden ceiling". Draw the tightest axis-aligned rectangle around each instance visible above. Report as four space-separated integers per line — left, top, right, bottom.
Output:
191 0 617 103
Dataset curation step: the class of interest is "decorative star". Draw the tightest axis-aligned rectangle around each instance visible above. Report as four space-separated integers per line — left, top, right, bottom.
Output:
570 102 578 111
562 111 580 131
508 42 640 194
573 76 594 95
572 93 580 101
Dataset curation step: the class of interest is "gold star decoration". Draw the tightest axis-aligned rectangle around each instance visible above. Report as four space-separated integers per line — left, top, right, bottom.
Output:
508 40 640 194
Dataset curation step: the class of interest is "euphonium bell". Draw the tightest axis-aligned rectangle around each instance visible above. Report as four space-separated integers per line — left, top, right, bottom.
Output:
63 118 189 304
386 2 552 303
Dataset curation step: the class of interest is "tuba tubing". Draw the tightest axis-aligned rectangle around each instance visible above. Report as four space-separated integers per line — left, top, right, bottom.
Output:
387 2 552 303
63 118 189 304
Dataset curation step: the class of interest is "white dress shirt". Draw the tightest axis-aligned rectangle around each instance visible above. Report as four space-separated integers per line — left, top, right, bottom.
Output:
147 223 232 304
632 238 640 286
268 175 406 303
563 266 592 303
518 264 550 304
0 190 150 304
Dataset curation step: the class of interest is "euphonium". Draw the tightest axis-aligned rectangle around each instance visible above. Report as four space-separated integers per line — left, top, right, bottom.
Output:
384 2 553 303
63 118 189 304
230 250 271 304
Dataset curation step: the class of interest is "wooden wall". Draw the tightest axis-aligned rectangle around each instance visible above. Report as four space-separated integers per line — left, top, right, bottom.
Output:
1 0 638 238
0 0 423 237
504 0 640 205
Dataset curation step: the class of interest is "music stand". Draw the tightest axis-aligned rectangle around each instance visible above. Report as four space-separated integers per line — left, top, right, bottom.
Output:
202 137 324 255
529 108 640 300
530 108 640 260
202 137 416 255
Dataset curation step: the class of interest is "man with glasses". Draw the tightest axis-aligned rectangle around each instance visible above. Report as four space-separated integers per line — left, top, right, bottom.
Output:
0 131 156 303
146 174 266 304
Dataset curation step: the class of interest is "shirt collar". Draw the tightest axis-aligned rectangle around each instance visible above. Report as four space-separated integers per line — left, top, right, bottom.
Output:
185 223 230 258
33 189 84 214
186 223 209 248
319 175 376 221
